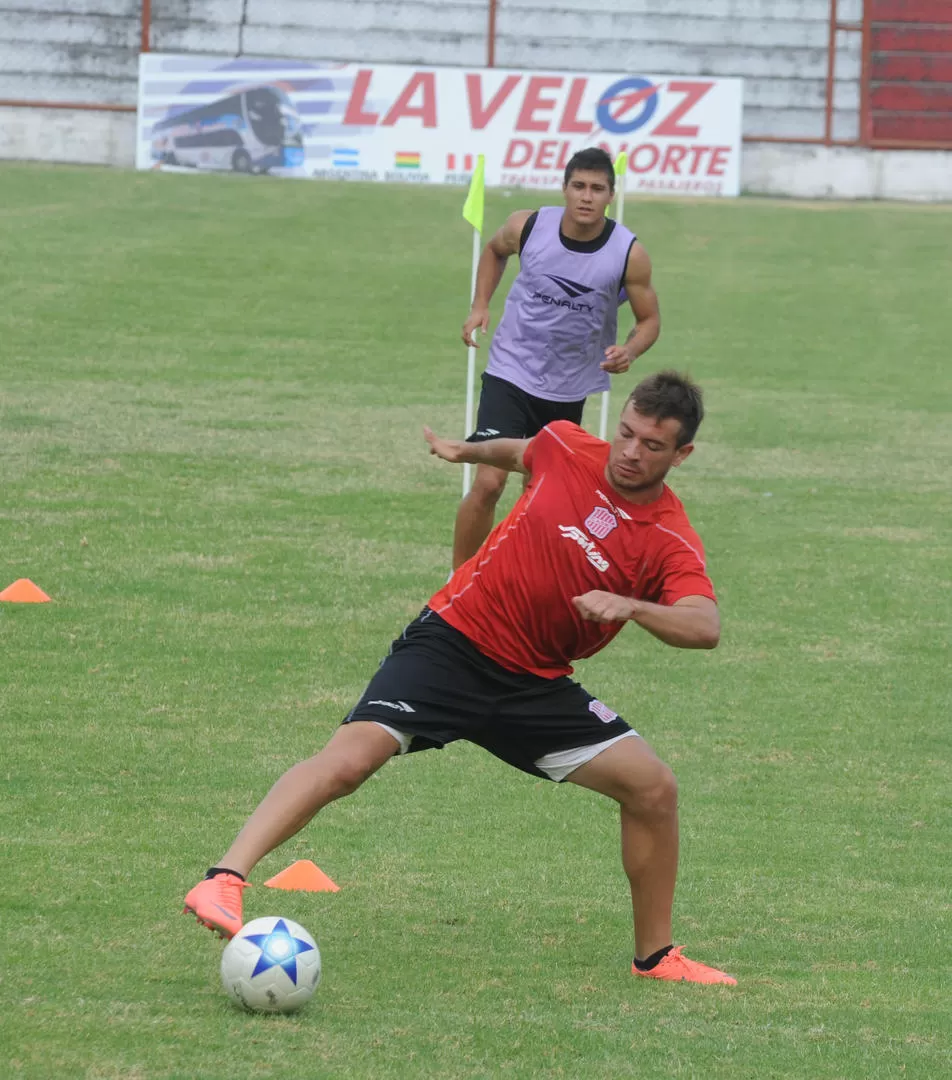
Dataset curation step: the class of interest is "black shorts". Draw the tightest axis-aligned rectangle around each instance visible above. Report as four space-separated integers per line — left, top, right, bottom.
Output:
343 610 633 781
467 373 586 443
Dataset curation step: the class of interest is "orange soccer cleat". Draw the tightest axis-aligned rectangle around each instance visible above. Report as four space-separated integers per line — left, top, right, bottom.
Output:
183 872 249 939
632 946 737 986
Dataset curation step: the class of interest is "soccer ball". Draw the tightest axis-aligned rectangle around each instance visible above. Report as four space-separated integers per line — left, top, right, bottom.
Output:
220 916 321 1014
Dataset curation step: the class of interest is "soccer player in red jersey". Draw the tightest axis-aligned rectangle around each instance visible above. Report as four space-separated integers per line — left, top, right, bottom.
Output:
184 371 737 985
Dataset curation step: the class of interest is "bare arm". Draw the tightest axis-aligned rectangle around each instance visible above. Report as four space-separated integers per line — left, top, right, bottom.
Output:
461 210 533 347
572 592 719 649
423 426 530 475
601 242 662 374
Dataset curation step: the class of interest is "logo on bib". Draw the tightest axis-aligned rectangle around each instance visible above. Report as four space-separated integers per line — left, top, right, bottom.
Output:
543 274 594 299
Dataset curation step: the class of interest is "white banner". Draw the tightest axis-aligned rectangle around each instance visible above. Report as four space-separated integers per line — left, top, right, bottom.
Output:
137 55 743 197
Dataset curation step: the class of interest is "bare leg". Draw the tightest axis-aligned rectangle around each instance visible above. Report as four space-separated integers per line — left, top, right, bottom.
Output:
216 722 400 878
452 463 508 569
567 736 679 960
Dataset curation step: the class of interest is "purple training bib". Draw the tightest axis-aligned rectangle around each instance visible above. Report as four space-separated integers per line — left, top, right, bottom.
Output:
486 205 636 401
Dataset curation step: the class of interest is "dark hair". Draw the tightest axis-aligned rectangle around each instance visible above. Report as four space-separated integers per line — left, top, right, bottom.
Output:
563 147 615 192
626 371 704 447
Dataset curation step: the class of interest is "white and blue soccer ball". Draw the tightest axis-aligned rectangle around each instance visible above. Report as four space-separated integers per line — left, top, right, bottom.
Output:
220 916 321 1013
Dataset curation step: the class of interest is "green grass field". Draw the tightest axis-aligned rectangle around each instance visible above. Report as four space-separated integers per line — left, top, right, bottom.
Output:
1 162 950 1079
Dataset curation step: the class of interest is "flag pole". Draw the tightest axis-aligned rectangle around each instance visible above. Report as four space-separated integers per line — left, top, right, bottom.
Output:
463 226 480 496
599 152 628 441
461 154 486 496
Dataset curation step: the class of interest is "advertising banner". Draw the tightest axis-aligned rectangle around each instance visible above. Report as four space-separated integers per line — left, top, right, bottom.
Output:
137 55 743 197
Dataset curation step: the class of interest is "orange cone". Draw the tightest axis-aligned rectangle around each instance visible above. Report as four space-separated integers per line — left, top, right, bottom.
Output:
264 859 340 893
0 579 51 603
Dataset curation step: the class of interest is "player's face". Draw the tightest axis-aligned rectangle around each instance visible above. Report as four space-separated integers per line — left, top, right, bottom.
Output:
606 405 694 499
562 170 614 227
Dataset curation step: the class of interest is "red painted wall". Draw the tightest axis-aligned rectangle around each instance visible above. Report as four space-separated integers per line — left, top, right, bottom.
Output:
869 1 952 144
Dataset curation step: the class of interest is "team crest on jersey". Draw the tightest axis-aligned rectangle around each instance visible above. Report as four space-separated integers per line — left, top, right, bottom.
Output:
584 506 618 539
588 699 618 723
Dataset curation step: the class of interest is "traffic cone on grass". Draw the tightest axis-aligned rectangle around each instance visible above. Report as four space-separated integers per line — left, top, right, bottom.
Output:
264 860 340 893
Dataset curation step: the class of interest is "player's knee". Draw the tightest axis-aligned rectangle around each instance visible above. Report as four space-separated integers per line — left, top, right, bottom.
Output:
322 756 376 799
623 763 678 820
470 471 507 506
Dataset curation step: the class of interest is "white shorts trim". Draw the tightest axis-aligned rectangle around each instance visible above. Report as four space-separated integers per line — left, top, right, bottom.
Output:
372 721 412 754
534 729 639 782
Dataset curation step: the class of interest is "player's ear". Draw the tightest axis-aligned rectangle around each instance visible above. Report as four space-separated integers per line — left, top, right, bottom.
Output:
673 443 694 467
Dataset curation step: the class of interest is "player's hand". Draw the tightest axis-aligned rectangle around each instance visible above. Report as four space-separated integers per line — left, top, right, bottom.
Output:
462 308 490 348
573 590 635 624
423 426 469 463
600 344 634 373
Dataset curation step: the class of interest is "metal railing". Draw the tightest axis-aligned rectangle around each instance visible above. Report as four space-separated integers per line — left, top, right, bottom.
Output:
746 0 863 148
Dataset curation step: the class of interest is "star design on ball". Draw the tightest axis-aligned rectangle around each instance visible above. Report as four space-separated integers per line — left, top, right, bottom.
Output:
244 919 315 984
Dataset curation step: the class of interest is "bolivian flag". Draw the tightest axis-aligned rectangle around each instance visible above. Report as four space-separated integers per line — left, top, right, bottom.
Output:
395 151 421 169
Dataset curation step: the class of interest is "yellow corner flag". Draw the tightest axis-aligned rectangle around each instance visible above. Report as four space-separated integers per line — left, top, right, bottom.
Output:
462 154 485 234
607 152 628 215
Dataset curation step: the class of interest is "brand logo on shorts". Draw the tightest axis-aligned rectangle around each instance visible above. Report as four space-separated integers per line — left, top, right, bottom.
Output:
475 427 500 438
558 525 609 572
584 506 618 539
588 699 618 723
368 699 416 713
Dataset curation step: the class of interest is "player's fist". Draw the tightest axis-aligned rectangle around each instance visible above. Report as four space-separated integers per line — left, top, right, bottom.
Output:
462 308 490 347
600 345 634 373
572 590 635 624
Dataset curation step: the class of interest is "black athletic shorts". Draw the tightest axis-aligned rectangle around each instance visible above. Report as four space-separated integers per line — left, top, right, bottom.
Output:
467 372 586 443
342 609 633 781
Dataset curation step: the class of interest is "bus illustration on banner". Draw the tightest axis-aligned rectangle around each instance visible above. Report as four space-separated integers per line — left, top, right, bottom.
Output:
150 85 305 173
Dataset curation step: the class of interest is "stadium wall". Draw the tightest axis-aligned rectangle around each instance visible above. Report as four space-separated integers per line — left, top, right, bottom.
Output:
1 0 950 201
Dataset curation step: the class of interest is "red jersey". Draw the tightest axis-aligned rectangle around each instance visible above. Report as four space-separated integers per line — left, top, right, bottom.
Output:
428 421 716 678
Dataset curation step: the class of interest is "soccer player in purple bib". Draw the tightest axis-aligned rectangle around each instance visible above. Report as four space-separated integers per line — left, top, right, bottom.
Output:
454 146 661 569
